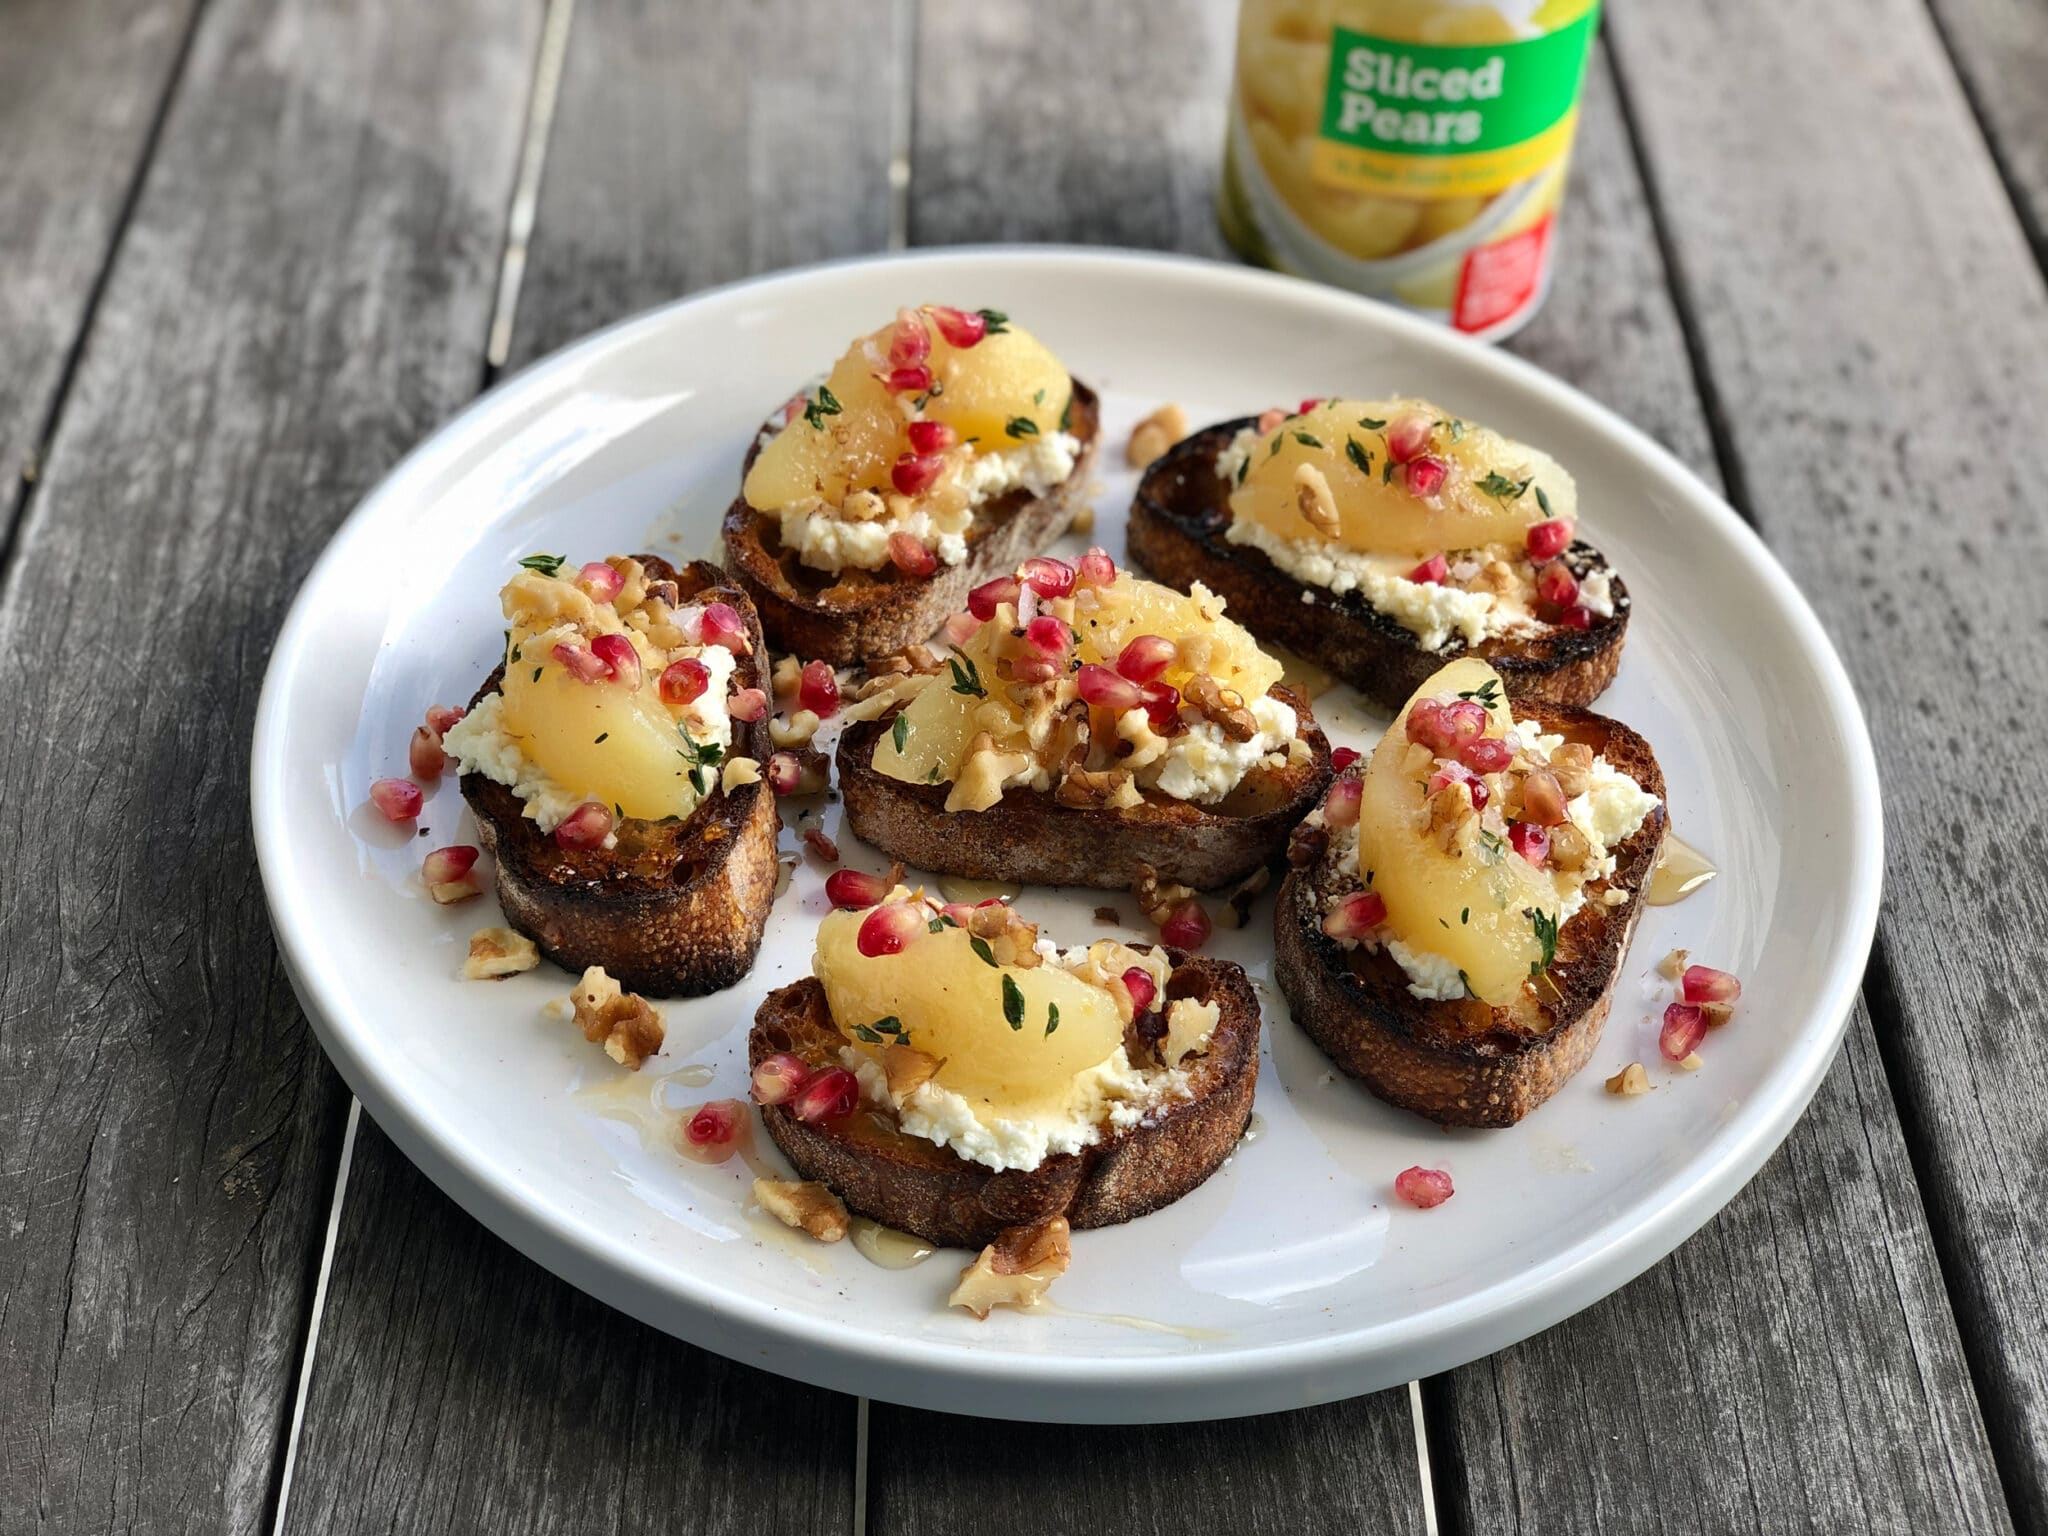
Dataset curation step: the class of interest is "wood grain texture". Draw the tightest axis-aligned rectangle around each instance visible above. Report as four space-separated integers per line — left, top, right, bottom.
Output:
1607 0 2048 1521
1926 0 2048 263
277 1118 857 1536
908 0 1238 253
277 2 901 1530
1430 46 2011 1536
503 0 902 373
0 0 537 1531
0 0 200 492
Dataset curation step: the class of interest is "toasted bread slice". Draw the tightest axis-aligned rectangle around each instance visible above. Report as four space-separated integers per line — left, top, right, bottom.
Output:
749 955 1260 1249
1274 700 1667 1127
1129 419 1630 712
722 383 1102 665
460 558 779 997
836 685 1333 892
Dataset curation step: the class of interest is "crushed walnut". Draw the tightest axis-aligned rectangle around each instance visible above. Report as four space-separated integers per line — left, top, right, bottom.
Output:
569 966 665 1069
1292 461 1341 537
464 926 539 980
770 709 821 748
1605 1062 1650 1096
1125 403 1189 469
753 1178 849 1242
881 1043 940 1097
1054 763 1141 810
1132 863 1197 929
1092 905 1123 925
771 654 803 702
948 1216 1072 1319
959 901 1041 968
1658 948 1690 981
802 826 840 863
721 755 763 792
1182 674 1258 743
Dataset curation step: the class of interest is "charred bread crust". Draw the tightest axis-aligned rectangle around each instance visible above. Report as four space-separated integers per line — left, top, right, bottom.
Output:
749 955 1260 1249
835 685 1333 891
721 382 1102 665
1128 418 1630 713
1274 702 1667 1128
459 557 779 998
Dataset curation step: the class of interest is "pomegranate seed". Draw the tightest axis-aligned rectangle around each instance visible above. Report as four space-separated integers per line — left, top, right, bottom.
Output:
1076 662 1144 712
906 418 955 455
679 1100 747 1163
425 705 465 735
1408 553 1449 585
408 725 447 779
1256 407 1287 435
1297 397 1324 414
888 307 931 368
1406 698 1449 752
825 868 893 909
940 610 980 647
857 902 924 957
1558 605 1596 631
1661 1002 1708 1061
802 827 839 864
883 364 933 395
554 801 614 847
551 640 611 683
1023 615 1071 658
751 1053 811 1106
799 660 841 718
1394 1166 1454 1209
967 575 1019 620
369 778 423 822
766 752 804 796
1426 758 1478 799
422 845 479 883
576 561 624 602
1020 556 1076 599
1387 412 1434 463
926 305 987 348
1406 697 1487 756
1074 547 1118 589
1140 680 1181 732
791 1066 859 1124
590 632 641 688
1536 561 1580 608
1331 746 1361 771
1325 777 1363 828
1459 736 1512 774
660 657 710 707
1404 455 1449 498
1159 899 1211 951
891 451 946 497
1115 634 1177 683
1507 821 1550 865
1682 965 1743 1005
1520 769 1567 826
1322 890 1387 940
1527 518 1574 560
728 686 768 722
701 602 751 653
1121 966 1158 1014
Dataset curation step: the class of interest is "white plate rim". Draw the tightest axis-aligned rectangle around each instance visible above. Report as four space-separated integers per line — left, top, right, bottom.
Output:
251 245 1883 1420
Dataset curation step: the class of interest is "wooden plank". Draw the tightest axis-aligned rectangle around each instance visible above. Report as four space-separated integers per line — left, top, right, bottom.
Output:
1604 0 2048 1518
278 2 900 1529
870 6 1425 1531
1432 45 2012 1536
1926 0 2048 262
277 1118 859 1535
0 0 538 1531
0 0 201 492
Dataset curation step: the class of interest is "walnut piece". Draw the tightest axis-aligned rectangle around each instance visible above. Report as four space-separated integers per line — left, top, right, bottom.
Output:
1132 863 1197 927
947 731 1033 814
881 1044 940 1097
771 653 803 702
948 1217 1072 1319
1550 741 1595 798
1183 675 1258 742
802 826 839 863
1605 1062 1651 1096
569 966 665 1070
1125 402 1189 468
770 709 821 748
721 755 763 792
841 489 888 522
1292 461 1340 537
1054 763 1141 810
753 1178 849 1242
1658 948 1690 981
464 926 538 980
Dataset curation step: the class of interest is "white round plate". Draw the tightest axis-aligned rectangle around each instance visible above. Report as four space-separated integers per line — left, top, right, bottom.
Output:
252 249 1881 1423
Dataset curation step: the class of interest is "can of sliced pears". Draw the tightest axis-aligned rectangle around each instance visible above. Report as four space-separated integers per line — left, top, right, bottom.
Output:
1220 0 1601 341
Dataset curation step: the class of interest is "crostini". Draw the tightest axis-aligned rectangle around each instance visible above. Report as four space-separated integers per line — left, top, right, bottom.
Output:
724 306 1100 665
443 554 778 997
1275 656 1666 1127
834 549 1333 892
748 890 1259 1249
1129 399 1629 711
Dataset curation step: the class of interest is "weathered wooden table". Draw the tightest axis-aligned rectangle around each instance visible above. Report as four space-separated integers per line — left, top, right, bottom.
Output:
5 0 2043 1530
